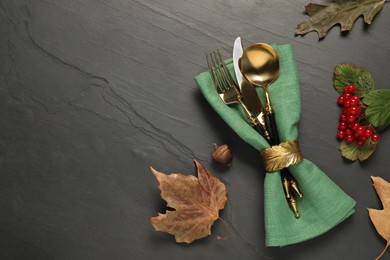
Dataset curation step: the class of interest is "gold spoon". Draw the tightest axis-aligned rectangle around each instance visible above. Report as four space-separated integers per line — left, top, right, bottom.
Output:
239 43 279 122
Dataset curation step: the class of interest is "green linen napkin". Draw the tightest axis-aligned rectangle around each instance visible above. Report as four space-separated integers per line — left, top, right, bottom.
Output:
195 44 356 247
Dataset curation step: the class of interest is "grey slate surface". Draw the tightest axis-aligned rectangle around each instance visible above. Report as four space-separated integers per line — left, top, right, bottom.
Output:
1 0 390 259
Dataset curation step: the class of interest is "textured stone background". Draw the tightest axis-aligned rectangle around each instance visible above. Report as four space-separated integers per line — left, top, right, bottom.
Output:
0 0 389 259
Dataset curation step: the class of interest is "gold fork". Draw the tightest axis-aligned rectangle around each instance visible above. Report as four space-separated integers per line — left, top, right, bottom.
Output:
206 50 270 141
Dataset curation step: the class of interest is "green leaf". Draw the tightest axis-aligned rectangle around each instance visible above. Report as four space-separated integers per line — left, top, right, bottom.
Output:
363 89 390 131
333 64 375 96
339 139 377 161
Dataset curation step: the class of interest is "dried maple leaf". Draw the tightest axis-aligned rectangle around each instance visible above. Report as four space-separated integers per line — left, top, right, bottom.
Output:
296 0 385 39
368 176 390 259
150 160 227 244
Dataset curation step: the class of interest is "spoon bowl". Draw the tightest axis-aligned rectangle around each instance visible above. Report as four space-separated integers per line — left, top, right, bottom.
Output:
239 43 280 89
239 43 280 115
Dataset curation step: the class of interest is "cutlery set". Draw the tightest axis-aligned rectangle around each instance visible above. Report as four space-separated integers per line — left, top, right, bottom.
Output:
207 37 303 218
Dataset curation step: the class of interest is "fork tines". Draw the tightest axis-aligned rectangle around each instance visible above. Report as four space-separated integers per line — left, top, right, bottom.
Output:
206 50 235 94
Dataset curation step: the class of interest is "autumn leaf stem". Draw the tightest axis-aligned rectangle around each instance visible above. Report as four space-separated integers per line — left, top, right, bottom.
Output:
376 242 389 260
216 217 231 241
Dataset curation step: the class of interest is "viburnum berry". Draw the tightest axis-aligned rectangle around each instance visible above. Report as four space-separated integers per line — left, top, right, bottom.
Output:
345 135 354 143
357 135 367 142
350 122 359 131
345 129 353 136
346 115 356 123
356 107 362 115
344 84 357 94
348 107 358 116
356 126 365 136
344 99 351 107
343 93 352 100
337 130 345 139
339 114 346 122
337 96 345 105
351 95 360 103
356 140 365 146
350 99 358 107
371 134 380 143
338 122 347 130
364 128 373 138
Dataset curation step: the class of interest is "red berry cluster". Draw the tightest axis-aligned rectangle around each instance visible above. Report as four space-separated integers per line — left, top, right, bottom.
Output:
337 84 380 146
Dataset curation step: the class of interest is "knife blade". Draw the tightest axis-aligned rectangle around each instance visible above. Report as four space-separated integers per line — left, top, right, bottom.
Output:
233 37 245 89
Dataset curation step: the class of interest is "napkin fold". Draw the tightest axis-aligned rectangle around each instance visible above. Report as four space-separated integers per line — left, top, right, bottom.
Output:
195 44 356 247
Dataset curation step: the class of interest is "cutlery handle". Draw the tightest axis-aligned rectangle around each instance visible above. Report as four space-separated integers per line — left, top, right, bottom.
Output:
253 124 268 141
268 112 280 144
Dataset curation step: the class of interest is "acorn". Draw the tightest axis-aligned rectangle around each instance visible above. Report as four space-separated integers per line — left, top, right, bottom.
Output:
211 143 233 166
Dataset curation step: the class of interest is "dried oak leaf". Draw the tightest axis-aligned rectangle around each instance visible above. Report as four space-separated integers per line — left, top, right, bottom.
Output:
368 176 390 259
296 0 385 39
150 160 227 244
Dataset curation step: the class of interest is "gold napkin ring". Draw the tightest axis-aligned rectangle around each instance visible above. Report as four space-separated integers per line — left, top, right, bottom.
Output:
260 140 303 172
